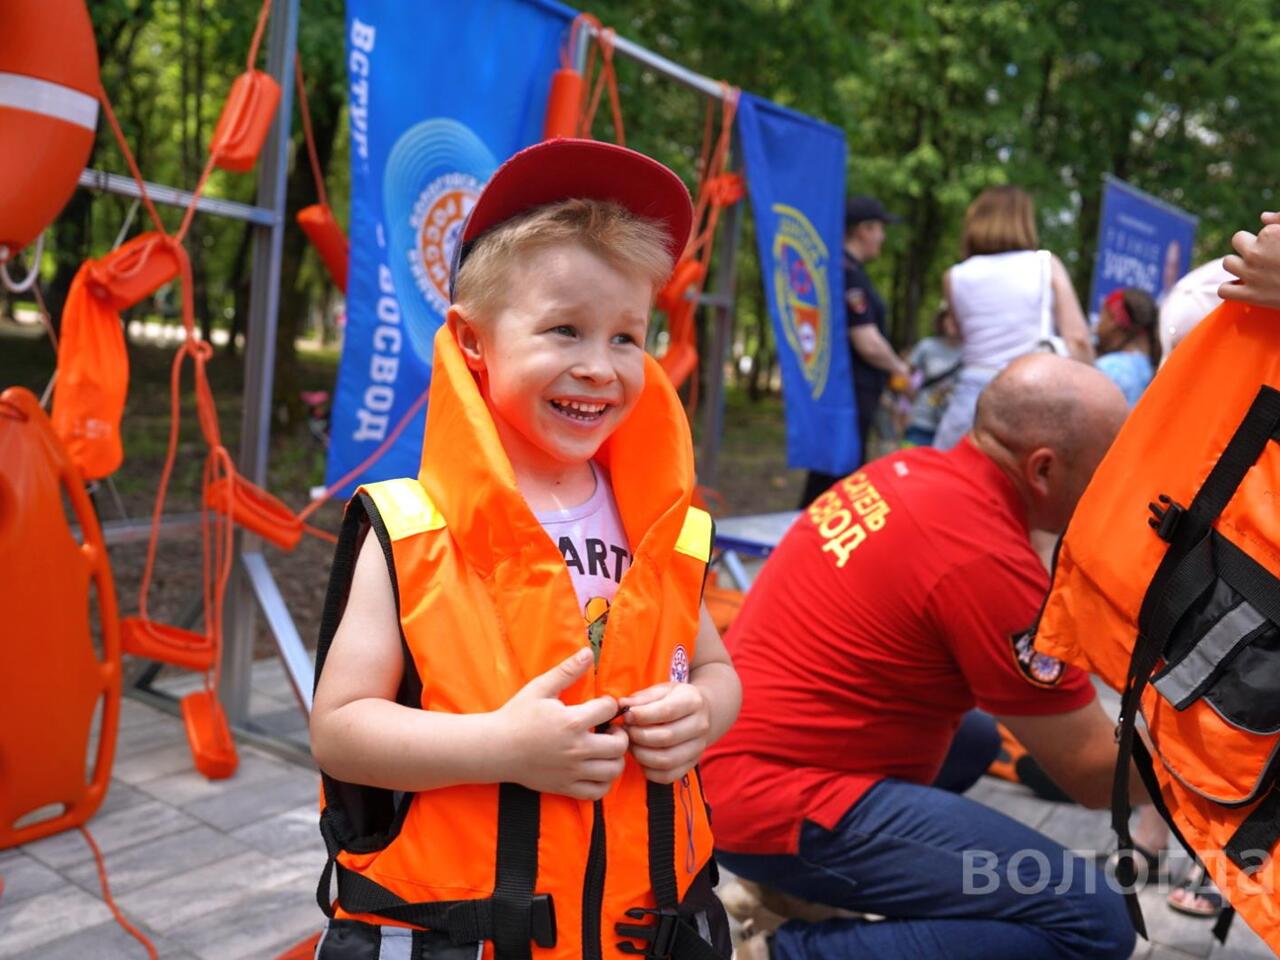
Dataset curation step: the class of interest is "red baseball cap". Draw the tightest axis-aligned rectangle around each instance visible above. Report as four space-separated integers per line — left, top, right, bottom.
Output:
449 137 693 300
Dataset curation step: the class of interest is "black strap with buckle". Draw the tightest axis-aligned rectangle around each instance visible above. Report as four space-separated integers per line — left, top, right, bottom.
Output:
613 781 722 959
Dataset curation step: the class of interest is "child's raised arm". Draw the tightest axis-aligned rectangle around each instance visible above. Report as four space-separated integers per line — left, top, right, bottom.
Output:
310 535 629 800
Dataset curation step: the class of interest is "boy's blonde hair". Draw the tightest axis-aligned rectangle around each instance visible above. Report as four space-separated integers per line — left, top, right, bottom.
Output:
453 198 675 316
961 185 1038 259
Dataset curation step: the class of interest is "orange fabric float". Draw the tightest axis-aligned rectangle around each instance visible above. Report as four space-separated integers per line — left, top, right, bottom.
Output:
0 387 120 849
1035 299 1280 951
656 258 707 392
543 67 585 139
50 231 184 480
297 203 348 293
86 230 183 309
0 0 100 258
209 0 279 173
204 474 305 552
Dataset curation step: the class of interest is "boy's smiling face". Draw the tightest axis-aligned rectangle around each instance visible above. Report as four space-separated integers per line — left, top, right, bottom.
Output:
453 241 652 473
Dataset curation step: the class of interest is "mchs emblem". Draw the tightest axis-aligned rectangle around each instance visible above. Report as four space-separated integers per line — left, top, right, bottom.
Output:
771 203 832 398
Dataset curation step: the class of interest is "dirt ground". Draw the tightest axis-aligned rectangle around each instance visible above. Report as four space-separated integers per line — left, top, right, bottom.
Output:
2 319 808 657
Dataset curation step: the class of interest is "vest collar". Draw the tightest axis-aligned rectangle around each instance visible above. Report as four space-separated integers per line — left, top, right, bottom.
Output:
418 325 696 578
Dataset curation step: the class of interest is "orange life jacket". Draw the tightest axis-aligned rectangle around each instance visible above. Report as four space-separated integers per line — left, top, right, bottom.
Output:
314 326 727 960
1035 299 1280 952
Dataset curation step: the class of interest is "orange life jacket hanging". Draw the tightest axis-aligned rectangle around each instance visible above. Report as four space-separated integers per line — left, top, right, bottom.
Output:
1034 299 1280 952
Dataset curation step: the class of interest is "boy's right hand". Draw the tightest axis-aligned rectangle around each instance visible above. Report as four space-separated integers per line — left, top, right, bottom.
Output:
494 647 628 800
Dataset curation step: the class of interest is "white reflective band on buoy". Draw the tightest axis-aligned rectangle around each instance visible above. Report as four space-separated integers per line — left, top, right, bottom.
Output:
0 72 99 130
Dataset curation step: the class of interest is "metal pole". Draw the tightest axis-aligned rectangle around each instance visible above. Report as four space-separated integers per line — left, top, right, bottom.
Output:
77 168 277 225
220 0 301 726
698 143 744 487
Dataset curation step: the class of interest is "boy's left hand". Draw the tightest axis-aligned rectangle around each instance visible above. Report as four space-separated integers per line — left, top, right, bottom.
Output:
620 682 711 783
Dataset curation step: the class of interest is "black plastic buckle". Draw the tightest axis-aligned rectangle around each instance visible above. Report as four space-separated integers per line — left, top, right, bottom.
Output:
1148 494 1186 543
616 907 680 957
530 894 557 949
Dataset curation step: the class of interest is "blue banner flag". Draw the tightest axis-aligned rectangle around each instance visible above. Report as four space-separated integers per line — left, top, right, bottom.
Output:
735 93 856 474
326 0 572 495
1089 175 1198 319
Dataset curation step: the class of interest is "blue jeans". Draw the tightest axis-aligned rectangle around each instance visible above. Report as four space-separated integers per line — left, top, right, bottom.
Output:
716 714 1134 960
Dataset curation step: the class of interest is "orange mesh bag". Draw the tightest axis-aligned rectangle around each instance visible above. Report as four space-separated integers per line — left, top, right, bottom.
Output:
0 387 120 848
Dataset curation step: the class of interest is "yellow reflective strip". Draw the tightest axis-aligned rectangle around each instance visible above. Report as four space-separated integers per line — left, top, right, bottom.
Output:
674 507 712 562
363 479 445 541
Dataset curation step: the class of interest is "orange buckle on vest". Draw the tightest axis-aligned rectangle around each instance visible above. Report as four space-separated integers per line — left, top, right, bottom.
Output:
86 231 183 310
210 70 282 173
204 475 304 552
180 689 238 780
297 203 349 293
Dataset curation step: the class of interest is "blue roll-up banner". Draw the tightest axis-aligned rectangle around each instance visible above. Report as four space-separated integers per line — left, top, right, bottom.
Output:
326 0 572 495
736 93 856 474
1088 175 1198 319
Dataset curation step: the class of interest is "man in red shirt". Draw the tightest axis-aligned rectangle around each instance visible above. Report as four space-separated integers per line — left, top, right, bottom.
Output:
703 355 1140 960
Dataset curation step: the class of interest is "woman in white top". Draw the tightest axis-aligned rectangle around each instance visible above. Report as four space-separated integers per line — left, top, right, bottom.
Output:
933 186 1093 450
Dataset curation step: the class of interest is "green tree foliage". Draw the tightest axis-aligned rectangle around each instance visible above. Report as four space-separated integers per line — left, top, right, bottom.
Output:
42 0 1280 414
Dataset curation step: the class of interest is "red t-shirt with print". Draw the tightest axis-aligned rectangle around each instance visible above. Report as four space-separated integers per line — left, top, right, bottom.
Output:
701 438 1096 855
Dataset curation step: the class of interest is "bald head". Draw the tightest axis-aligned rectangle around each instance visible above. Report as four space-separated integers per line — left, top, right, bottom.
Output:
975 355 1127 460
973 355 1128 532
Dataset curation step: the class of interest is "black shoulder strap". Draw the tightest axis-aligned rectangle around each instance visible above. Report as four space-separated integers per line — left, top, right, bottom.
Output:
1113 385 1280 937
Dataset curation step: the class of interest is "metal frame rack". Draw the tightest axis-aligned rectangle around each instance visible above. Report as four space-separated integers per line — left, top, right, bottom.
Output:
79 1 745 746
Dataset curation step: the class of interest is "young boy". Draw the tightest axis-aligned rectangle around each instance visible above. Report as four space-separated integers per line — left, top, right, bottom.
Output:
309 139 742 960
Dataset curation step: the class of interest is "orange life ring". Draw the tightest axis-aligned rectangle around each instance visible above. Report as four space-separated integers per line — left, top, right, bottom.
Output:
0 0 100 260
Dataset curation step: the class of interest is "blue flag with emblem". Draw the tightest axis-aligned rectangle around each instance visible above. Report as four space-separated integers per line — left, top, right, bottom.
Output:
326 0 573 495
736 93 856 474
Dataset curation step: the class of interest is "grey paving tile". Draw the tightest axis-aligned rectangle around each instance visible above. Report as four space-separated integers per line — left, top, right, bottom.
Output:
27 918 191 960
165 876 323 960
20 799 198 870
228 803 323 860
250 705 311 740
152 672 206 698
249 657 306 702
112 740 204 785
181 770 320 833
63 823 250 898
114 850 309 934
115 716 188 755
134 750 291 808
1033 802 1114 858
97 779 149 817
0 884 111 958
0 852 66 904
1207 914 1276 958
118 695 168 730
1141 882 1216 958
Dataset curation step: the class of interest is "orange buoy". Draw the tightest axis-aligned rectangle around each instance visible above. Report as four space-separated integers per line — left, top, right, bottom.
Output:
0 0 100 260
543 67 585 139
209 69 281 173
297 203 348 292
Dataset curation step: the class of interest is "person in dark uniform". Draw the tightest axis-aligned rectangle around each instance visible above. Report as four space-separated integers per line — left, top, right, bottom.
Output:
799 196 911 507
